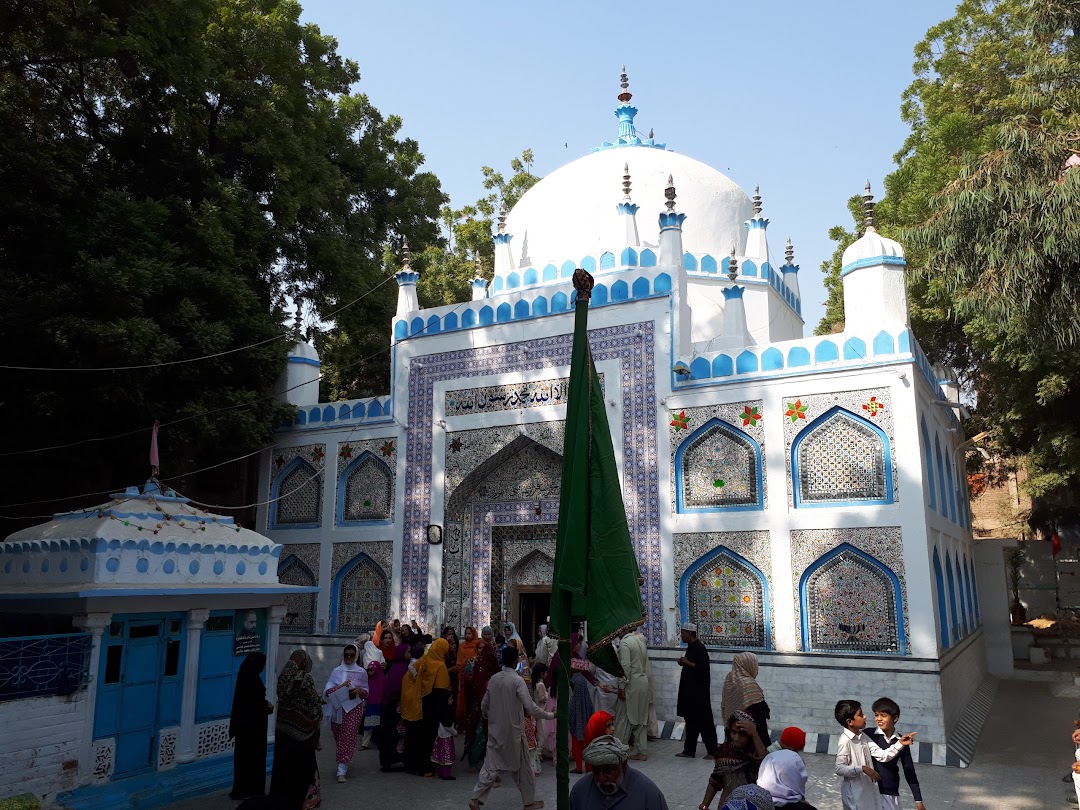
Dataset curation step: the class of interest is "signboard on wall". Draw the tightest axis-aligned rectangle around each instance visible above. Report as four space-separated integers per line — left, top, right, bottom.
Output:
233 609 262 656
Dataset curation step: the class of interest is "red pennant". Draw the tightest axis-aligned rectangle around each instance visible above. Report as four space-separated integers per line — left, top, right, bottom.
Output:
1052 529 1062 557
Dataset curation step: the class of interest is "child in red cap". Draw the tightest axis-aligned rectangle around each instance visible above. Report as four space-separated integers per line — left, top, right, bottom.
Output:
766 725 807 754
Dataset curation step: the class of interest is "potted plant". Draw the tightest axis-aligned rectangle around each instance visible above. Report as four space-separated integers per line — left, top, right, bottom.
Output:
1006 546 1028 625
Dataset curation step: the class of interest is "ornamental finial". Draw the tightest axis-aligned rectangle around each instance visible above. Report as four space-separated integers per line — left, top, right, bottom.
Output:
618 65 632 104
728 245 738 282
664 175 676 212
473 253 483 279
401 236 411 270
573 268 594 300
863 181 876 230
753 185 762 216
648 127 654 139
498 202 507 234
785 237 795 266
622 163 632 200
290 285 303 332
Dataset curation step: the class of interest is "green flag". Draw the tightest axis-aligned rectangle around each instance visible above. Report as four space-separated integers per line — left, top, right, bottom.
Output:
551 267 645 674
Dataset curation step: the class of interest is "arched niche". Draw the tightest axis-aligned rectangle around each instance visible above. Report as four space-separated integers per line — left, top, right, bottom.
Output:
792 407 892 507
271 458 322 528
799 543 904 654
337 451 393 525
680 546 769 650
674 418 763 512
278 554 317 634
332 553 389 635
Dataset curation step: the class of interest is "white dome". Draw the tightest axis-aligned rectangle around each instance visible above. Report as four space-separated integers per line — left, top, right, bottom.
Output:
504 145 753 272
288 339 320 364
841 227 905 270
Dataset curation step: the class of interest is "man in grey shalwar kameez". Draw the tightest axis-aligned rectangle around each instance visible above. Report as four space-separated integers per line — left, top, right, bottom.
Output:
570 735 669 810
469 646 553 810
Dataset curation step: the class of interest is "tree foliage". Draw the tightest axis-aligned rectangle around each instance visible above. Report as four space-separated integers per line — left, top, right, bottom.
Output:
818 0 1080 526
0 0 444 519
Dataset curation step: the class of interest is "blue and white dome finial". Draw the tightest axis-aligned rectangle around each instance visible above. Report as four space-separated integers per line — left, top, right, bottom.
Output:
493 201 515 273
618 64 632 104
863 180 877 231
744 183 770 260
593 66 666 152
470 254 489 301
782 236 801 302
394 235 420 315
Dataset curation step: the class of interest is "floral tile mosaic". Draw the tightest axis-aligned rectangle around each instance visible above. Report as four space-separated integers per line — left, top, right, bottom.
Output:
402 322 662 642
789 527 907 654
780 388 896 507
331 541 395 633
673 532 774 649
444 374 604 417
268 444 326 529
668 402 767 512
445 423 566 498
335 437 397 476
277 542 320 634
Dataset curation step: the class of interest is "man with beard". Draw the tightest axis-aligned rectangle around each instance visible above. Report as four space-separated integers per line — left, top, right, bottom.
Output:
570 735 668 810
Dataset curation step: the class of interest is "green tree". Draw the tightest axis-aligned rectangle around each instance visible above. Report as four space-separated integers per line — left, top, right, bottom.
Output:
0 0 444 519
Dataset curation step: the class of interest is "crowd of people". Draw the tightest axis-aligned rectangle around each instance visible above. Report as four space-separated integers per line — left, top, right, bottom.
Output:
224 619 929 810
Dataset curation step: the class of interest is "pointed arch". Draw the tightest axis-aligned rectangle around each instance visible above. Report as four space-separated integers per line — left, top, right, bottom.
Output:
955 550 969 637
331 552 389 635
270 457 322 529
946 553 959 641
679 546 770 649
933 548 950 648
674 418 764 512
921 418 936 510
336 451 393 525
277 554 317 634
800 543 903 653
945 455 957 522
934 435 947 517
969 557 980 623
509 549 555 588
792 407 892 507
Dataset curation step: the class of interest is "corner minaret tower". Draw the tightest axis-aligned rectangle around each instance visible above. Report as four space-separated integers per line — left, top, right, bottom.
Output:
616 163 640 247
743 185 770 265
394 237 420 316
493 203 515 277
717 245 753 349
658 176 692 356
840 182 908 333
469 255 489 301
782 237 801 312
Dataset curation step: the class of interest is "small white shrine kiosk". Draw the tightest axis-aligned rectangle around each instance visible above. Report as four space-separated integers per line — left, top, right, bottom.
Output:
0 480 317 808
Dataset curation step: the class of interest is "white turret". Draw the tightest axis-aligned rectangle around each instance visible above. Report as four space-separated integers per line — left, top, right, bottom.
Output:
658 176 692 355
782 237 801 303
493 203 515 276
394 238 420 317
743 185 770 265
841 183 908 333
277 297 320 408
715 246 753 349
617 163 640 247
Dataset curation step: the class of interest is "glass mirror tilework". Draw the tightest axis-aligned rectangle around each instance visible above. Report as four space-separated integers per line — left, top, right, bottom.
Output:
342 454 392 521
275 461 322 525
337 557 388 636
688 550 766 648
805 548 899 652
797 411 886 504
680 421 759 508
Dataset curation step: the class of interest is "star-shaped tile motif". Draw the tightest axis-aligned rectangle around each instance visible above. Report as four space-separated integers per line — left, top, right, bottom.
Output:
449 438 462 453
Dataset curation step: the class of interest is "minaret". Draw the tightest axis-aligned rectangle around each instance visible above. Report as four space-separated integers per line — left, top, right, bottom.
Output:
394 237 420 316
492 202 515 277
277 289 320 407
658 176 692 355
616 163 640 247
744 184 770 265
615 65 638 144
840 182 909 333
469 254 489 301
717 246 753 349
782 237 801 305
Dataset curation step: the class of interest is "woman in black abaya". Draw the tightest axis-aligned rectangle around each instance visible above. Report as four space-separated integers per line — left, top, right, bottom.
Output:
229 651 274 800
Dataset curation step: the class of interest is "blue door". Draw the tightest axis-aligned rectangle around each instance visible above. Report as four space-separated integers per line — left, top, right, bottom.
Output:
113 621 164 776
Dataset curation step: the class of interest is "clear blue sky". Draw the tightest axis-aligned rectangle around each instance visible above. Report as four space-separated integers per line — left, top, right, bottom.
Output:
299 1 955 333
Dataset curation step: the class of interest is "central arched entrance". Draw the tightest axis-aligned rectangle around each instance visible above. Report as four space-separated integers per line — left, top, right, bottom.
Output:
441 434 561 635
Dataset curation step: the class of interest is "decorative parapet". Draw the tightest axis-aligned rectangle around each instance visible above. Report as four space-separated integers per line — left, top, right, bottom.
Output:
286 395 393 430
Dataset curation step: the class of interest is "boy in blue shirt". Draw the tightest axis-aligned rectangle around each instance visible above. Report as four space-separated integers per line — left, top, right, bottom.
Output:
867 697 926 810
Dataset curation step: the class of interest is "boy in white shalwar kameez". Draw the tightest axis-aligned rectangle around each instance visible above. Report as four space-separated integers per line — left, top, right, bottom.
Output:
833 699 915 810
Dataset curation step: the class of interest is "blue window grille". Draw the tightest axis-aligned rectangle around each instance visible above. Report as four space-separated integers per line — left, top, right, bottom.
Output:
0 633 92 702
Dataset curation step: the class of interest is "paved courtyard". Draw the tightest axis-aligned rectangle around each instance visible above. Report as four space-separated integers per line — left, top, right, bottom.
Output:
166 679 1076 809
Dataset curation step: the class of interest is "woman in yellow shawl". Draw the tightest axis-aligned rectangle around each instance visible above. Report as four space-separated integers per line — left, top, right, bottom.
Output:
402 638 451 776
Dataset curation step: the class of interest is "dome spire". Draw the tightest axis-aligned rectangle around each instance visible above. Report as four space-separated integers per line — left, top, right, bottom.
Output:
863 180 877 231
664 175 676 212
497 202 507 234
618 65 632 103
728 245 738 282
401 235 411 270
623 163 632 201
394 236 420 317
785 237 795 266
617 163 640 246
753 185 762 216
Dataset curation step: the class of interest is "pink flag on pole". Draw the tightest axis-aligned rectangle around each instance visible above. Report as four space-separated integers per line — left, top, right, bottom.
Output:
149 420 160 473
